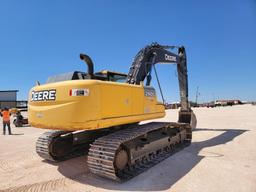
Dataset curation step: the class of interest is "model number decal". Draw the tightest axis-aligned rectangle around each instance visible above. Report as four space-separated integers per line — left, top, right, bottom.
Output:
70 89 89 96
165 54 176 62
31 90 56 101
144 87 156 97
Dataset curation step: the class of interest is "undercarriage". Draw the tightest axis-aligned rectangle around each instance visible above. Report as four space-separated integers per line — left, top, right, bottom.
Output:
36 121 192 181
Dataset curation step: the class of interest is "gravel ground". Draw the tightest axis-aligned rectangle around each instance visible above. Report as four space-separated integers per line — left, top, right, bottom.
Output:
0 104 255 192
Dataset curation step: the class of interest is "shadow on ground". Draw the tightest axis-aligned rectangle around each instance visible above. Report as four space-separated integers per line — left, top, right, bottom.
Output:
16 125 31 128
8 133 24 135
53 128 247 191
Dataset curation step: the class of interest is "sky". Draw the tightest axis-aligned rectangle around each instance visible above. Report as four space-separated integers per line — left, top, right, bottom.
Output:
0 0 255 103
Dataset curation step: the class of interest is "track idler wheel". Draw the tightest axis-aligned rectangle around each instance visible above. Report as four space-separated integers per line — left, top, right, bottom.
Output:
178 110 197 130
114 148 129 171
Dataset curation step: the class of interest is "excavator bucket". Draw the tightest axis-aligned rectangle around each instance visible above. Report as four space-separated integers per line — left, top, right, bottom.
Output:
178 110 197 130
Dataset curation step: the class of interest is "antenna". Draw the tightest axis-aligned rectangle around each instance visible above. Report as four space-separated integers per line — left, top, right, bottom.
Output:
36 80 40 86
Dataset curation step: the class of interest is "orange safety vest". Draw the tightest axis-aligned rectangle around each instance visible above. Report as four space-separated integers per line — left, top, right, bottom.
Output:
1 111 10 122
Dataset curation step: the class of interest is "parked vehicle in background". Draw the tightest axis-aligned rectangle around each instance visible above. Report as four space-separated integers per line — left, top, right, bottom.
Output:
13 111 29 127
215 100 243 107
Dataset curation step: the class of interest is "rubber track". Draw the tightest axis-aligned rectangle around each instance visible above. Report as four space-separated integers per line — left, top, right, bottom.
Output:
87 122 191 181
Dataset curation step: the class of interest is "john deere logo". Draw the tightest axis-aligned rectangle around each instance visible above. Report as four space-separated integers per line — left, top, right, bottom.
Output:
31 90 56 101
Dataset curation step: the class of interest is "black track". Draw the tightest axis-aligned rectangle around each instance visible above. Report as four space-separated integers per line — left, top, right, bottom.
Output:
87 122 191 181
36 131 89 161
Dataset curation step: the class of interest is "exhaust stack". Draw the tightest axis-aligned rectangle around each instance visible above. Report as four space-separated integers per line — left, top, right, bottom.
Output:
80 54 94 78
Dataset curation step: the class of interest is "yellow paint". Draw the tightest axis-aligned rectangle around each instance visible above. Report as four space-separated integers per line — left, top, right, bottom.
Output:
28 80 165 131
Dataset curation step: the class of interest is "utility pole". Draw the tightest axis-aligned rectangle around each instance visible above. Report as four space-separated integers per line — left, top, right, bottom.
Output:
212 93 215 102
195 86 199 106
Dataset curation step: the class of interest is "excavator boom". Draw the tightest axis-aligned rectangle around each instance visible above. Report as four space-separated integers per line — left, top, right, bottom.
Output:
127 43 196 127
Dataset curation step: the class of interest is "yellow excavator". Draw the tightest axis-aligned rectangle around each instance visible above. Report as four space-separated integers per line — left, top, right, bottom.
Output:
28 43 197 181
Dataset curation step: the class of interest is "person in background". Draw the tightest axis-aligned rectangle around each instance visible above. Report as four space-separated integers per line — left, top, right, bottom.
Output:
0 107 12 135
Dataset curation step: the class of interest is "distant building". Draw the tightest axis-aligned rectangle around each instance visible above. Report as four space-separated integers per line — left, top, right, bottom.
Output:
215 100 242 106
0 90 18 109
165 102 181 109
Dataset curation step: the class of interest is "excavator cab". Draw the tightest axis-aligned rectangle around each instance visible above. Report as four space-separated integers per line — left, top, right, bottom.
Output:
46 70 127 84
94 70 127 83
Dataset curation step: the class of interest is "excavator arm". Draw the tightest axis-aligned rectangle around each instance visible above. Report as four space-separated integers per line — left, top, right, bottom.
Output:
127 43 196 128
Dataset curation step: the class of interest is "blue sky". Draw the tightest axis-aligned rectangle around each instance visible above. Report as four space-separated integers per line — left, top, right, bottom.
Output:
0 0 255 102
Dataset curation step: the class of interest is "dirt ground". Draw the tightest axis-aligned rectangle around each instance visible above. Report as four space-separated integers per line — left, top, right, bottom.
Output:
0 104 255 192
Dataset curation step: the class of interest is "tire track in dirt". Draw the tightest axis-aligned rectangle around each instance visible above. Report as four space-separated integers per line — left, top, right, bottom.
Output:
0 150 39 173
0 175 80 192
0 160 13 172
